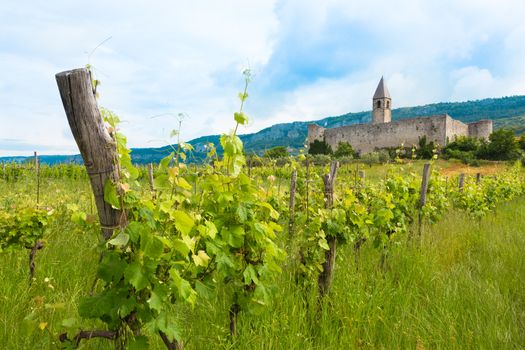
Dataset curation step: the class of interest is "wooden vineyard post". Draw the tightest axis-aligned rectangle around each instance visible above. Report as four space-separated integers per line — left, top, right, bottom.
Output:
417 163 431 237
318 161 339 297
288 169 297 237
56 68 124 240
476 172 481 185
148 163 155 191
35 151 41 206
458 173 465 193
305 156 310 224
354 163 359 189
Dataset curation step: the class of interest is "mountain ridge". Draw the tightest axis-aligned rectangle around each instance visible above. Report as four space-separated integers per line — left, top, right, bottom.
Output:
2 95 525 165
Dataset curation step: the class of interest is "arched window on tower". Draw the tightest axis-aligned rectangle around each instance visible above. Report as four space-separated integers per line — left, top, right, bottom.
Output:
376 100 381 109
386 101 390 108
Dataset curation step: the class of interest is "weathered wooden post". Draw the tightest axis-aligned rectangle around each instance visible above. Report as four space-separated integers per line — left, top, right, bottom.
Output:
417 163 431 237
476 172 481 185
288 169 297 237
318 161 339 297
148 163 155 191
458 173 465 193
56 68 124 240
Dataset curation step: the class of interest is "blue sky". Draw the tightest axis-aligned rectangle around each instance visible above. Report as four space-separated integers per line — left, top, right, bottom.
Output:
1 0 525 156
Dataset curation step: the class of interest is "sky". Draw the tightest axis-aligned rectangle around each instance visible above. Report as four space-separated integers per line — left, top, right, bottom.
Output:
1 0 525 156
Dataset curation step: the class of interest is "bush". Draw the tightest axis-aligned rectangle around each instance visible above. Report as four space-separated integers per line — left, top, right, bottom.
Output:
476 129 519 161
417 135 437 159
334 142 357 158
264 146 288 159
304 154 332 166
308 140 332 155
445 136 481 153
336 156 356 165
377 150 391 163
361 152 380 167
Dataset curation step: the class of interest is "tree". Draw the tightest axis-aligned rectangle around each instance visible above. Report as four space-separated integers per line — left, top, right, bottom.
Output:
263 146 288 159
334 141 357 158
308 140 332 155
477 129 520 160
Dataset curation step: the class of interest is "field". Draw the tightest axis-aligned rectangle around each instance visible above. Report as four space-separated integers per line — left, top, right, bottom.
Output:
1 158 524 349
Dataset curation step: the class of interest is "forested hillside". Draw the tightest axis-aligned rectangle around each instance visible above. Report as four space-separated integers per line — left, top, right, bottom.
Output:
3 95 525 164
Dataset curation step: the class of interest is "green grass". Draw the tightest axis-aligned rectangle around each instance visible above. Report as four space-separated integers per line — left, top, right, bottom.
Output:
1 176 524 349
182 200 525 349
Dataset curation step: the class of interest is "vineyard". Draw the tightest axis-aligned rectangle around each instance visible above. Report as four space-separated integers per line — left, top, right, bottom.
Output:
1 68 525 349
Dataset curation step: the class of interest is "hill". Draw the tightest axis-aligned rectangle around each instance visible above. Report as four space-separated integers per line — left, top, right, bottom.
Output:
2 95 525 165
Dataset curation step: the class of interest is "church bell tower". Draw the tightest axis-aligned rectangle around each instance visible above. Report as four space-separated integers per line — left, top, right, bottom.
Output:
372 76 392 124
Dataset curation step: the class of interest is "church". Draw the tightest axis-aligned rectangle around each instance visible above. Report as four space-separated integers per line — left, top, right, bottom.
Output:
307 77 493 154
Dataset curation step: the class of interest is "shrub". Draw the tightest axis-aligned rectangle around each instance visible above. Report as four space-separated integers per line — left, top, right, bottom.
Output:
264 146 288 159
417 135 437 159
334 141 357 158
377 150 391 163
476 129 520 161
305 154 332 166
308 140 332 155
361 152 380 167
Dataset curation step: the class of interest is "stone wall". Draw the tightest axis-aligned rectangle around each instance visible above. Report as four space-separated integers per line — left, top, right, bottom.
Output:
444 116 469 143
467 120 493 139
323 115 448 154
308 113 493 155
307 124 325 145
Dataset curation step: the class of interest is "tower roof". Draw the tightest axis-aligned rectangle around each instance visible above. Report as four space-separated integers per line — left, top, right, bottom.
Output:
373 76 391 99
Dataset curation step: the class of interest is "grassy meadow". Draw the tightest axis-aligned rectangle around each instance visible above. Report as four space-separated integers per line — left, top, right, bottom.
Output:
0 160 524 349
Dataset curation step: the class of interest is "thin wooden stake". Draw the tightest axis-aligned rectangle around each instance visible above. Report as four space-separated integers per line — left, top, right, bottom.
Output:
358 170 365 188
417 163 431 237
35 151 41 206
458 173 465 193
476 172 481 184
148 163 155 191
288 169 297 237
318 161 339 297
305 157 310 224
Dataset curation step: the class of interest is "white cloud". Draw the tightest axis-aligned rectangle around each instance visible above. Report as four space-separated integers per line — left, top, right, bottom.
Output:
451 66 497 101
1 0 525 156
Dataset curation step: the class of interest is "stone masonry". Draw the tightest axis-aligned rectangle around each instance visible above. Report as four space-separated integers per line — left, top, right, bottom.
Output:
308 77 493 154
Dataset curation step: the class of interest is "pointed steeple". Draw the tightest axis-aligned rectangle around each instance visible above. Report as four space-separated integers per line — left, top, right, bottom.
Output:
373 76 391 99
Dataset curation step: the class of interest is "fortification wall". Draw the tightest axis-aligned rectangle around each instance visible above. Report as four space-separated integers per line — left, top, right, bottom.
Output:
467 120 492 139
307 124 325 145
323 115 447 154
444 116 469 143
